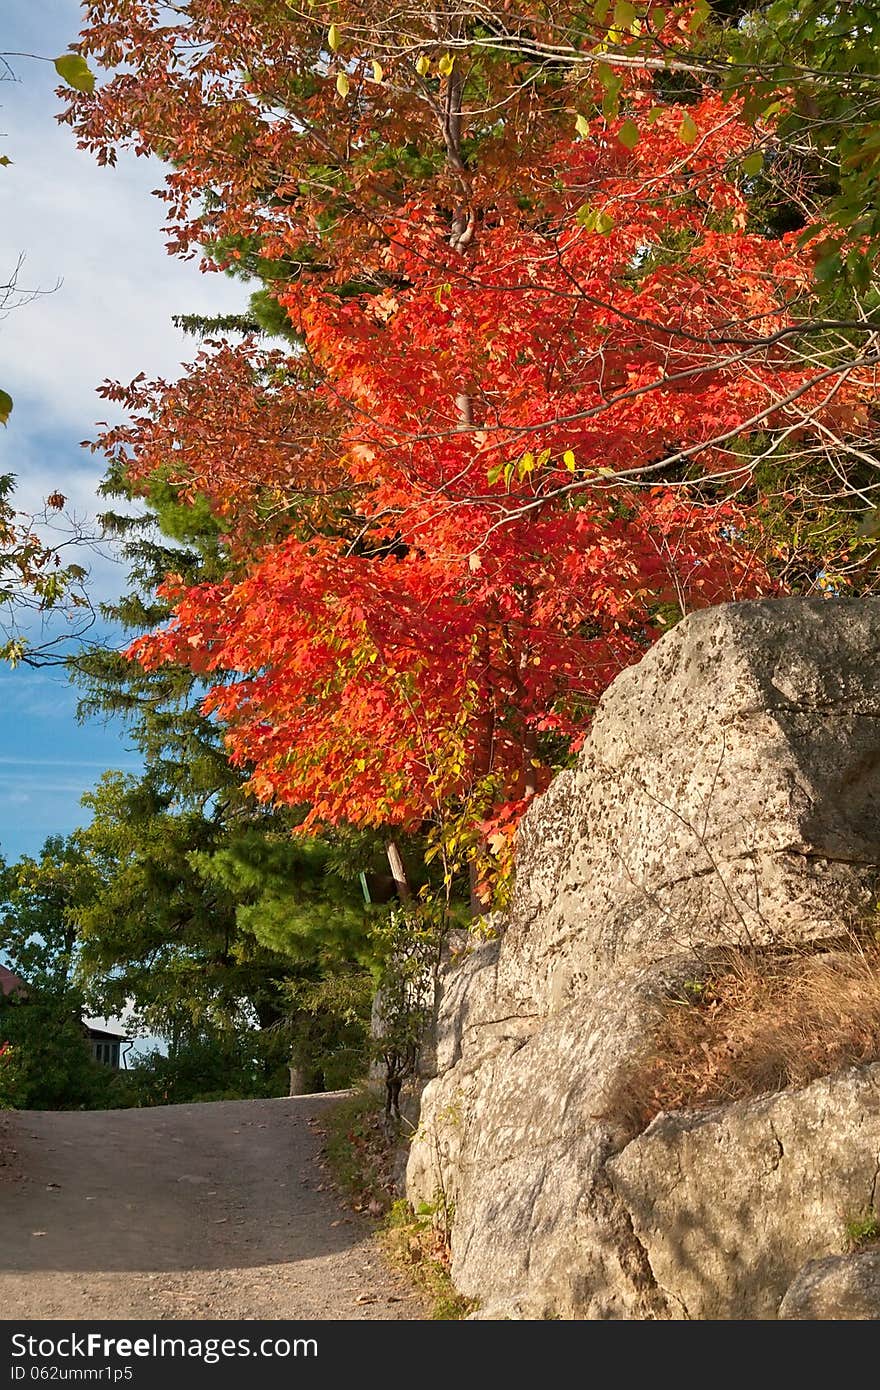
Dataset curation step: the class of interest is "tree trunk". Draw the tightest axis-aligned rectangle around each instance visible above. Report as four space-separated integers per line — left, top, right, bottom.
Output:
385 837 412 904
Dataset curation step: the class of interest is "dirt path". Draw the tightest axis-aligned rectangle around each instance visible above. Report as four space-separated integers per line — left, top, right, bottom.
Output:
0 1095 426 1320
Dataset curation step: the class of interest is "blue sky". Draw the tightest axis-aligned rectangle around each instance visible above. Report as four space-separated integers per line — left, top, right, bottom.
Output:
0 0 246 864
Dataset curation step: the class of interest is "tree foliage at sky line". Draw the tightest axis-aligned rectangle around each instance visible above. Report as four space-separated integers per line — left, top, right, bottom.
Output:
4 0 880 1103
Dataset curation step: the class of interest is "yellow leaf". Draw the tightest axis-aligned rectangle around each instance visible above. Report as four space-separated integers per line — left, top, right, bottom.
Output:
336 71 350 97
327 23 341 51
563 450 576 472
438 52 455 77
678 112 698 145
371 59 384 82
517 451 535 480
415 54 430 76
575 113 590 139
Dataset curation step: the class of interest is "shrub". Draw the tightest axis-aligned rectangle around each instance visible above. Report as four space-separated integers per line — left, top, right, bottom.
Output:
125 1034 287 1107
0 994 120 1110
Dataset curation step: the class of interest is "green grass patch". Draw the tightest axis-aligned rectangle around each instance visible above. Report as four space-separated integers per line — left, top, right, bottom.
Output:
845 1209 880 1250
382 1199 478 1321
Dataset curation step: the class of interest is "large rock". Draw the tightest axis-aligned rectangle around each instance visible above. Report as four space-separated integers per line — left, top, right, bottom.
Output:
779 1250 880 1319
408 955 682 1318
607 1064 880 1319
502 597 880 1010
407 598 880 1318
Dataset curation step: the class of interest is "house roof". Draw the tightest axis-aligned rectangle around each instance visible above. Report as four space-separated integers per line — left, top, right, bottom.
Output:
0 966 27 999
83 1022 131 1042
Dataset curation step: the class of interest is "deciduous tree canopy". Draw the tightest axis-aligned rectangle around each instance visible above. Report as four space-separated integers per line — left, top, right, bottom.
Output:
61 2 880 896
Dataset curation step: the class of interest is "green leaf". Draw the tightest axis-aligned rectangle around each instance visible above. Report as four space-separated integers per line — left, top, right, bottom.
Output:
575 113 591 139
487 462 504 486
814 248 842 283
0 389 12 426
691 0 711 30
594 61 619 90
617 118 640 150
742 151 764 176
678 112 698 145
613 1 637 29
54 53 96 94
1 638 25 669
576 204 614 234
327 23 341 51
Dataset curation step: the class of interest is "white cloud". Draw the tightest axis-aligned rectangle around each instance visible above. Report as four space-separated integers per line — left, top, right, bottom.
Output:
0 776 102 793
0 1 249 616
0 756 138 766
0 78 246 438
0 0 248 531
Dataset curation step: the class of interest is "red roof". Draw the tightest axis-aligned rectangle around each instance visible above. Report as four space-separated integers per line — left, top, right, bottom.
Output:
0 966 27 999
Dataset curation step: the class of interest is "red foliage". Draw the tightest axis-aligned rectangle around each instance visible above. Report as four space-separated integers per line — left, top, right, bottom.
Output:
70 5 869 855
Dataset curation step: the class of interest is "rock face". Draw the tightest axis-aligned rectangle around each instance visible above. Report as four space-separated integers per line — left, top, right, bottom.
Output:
607 1064 880 1319
779 1250 880 1320
406 598 880 1318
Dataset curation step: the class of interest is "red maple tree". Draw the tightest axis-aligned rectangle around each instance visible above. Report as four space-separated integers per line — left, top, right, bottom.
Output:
68 3 869 895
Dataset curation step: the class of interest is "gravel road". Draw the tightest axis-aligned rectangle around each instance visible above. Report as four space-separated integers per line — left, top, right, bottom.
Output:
0 1094 426 1320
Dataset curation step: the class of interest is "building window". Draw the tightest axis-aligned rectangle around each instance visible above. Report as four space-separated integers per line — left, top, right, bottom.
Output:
92 1040 116 1065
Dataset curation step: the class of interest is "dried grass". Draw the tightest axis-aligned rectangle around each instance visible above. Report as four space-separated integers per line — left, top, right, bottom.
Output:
613 936 880 1135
